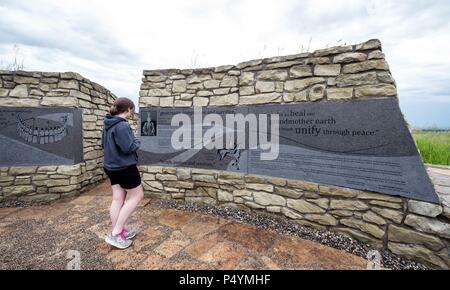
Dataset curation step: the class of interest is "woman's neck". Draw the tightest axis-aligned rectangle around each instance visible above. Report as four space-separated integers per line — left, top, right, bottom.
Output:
117 113 128 120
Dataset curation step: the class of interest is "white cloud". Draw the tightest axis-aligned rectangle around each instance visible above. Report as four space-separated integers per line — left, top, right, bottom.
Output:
0 0 449 126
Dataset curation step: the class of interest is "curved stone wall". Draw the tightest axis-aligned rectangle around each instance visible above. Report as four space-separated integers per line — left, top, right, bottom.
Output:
0 70 120 202
138 39 450 269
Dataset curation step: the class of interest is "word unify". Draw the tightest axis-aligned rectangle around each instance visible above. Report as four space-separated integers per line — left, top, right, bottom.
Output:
171 106 280 160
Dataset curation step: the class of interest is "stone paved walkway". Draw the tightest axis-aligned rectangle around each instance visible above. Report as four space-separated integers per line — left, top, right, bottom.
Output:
2 166 447 270
427 165 450 208
0 182 370 270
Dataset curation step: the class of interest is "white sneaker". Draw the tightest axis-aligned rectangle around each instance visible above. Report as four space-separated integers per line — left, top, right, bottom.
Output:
123 228 137 240
105 232 133 249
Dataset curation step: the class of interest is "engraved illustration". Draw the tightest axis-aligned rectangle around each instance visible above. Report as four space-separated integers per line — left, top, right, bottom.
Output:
217 142 242 170
141 112 157 136
17 114 68 144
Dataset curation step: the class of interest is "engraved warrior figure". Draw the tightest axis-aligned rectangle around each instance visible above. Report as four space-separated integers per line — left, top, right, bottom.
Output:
44 121 50 143
32 126 38 143
49 127 55 143
141 112 156 136
39 127 45 144
26 126 32 143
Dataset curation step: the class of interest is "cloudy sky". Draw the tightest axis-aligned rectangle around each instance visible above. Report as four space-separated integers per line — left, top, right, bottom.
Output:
0 0 449 128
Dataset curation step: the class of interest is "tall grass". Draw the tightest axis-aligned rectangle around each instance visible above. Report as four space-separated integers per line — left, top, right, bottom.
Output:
412 130 450 166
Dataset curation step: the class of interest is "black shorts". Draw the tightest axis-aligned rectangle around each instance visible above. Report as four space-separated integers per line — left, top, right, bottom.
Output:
103 165 142 190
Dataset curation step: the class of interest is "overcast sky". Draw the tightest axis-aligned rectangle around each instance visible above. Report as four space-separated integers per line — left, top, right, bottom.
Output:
0 0 449 128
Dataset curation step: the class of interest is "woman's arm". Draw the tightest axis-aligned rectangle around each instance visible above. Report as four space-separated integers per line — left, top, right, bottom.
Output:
113 123 141 154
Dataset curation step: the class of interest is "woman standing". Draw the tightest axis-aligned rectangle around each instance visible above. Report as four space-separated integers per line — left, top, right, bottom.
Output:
102 97 143 249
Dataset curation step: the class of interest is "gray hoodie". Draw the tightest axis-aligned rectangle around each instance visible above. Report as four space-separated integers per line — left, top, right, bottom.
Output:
102 113 141 171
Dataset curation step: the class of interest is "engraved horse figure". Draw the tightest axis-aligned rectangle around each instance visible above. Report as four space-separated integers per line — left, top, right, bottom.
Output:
217 143 242 170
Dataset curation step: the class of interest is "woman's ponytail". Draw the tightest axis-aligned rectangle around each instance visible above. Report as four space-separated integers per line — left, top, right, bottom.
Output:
110 104 119 115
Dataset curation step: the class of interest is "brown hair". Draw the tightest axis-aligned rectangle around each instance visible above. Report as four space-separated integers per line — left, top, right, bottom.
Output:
109 97 135 116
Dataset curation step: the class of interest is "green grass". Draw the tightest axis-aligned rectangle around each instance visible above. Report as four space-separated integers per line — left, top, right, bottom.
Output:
412 130 450 166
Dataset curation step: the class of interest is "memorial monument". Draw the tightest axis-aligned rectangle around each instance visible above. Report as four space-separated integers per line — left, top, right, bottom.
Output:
138 99 438 203
137 39 450 268
137 39 438 204
0 39 448 269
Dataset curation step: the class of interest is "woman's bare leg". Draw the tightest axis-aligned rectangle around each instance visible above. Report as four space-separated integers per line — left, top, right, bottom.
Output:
112 184 144 236
110 184 126 231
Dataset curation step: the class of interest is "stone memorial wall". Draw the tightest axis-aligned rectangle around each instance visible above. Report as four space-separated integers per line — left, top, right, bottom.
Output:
138 39 450 268
0 71 118 202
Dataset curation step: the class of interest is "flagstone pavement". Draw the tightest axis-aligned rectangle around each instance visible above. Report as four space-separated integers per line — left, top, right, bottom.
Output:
0 181 373 270
3 165 447 270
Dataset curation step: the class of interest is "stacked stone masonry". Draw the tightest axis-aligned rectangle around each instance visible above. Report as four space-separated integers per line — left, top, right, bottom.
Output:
138 39 450 269
0 70 126 202
140 39 396 107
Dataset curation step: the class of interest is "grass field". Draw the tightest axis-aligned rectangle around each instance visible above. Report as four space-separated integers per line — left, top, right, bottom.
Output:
412 130 450 166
